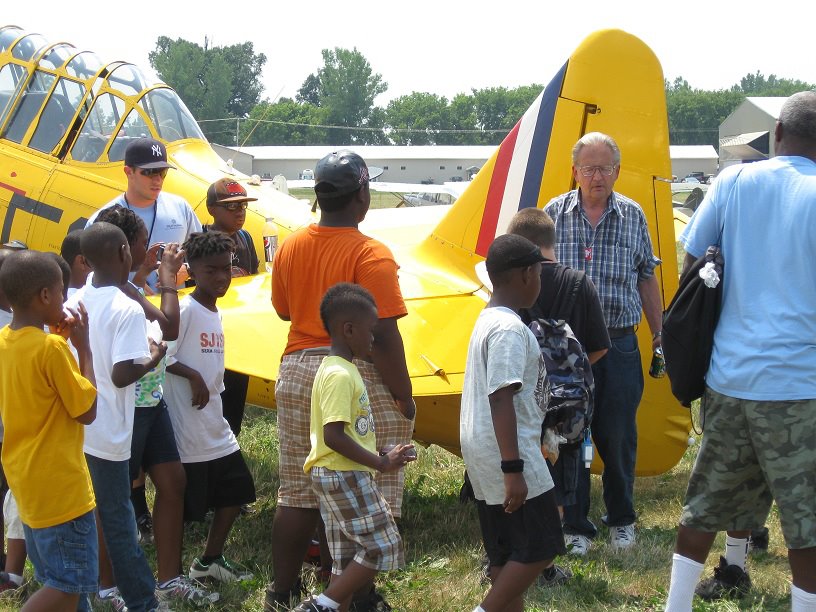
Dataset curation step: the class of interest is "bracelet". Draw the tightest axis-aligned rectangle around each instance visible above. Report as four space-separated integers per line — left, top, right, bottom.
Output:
652 330 662 340
500 459 524 473
158 286 179 294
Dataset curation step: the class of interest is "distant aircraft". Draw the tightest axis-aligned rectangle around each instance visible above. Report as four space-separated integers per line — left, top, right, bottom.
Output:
0 25 689 475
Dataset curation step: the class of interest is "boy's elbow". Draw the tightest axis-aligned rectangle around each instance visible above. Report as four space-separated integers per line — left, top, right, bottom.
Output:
76 400 97 425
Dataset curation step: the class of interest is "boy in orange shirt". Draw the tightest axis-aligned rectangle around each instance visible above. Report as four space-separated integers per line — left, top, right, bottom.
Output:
0 250 98 611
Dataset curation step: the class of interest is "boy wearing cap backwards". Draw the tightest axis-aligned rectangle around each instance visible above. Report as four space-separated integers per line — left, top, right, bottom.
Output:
87 137 201 293
462 233 566 612
267 150 415 611
0 250 98 611
204 178 259 438
293 283 416 612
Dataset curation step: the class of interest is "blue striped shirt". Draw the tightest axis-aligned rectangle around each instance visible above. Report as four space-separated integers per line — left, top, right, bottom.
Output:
544 190 660 328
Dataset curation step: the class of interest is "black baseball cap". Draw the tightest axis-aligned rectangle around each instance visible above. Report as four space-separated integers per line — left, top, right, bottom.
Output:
314 150 383 199
485 234 546 275
124 138 176 170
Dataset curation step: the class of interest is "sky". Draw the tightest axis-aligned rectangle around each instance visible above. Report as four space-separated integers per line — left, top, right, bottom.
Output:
5 0 814 108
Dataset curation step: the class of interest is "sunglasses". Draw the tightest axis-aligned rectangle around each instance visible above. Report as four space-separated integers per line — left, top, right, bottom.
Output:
137 168 169 178
213 201 249 212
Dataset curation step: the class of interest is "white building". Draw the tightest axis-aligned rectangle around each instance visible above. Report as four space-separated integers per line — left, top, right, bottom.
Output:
718 97 788 169
669 145 719 179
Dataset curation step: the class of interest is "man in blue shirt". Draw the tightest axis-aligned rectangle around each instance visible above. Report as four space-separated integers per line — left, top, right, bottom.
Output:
666 91 816 612
545 132 663 554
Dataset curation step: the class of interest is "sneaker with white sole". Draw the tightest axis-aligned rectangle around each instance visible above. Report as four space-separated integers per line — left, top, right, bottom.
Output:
537 564 573 588
565 534 592 556
157 575 220 606
610 524 636 551
189 555 254 582
97 587 128 611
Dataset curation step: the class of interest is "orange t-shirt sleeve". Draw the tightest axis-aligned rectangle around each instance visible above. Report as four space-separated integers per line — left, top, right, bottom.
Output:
356 241 407 320
271 241 290 318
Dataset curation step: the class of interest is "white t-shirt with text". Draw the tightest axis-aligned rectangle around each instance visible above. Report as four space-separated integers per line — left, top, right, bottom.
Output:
460 306 552 506
164 295 238 463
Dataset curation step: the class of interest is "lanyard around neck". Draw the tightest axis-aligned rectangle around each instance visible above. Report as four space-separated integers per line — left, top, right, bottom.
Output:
123 195 158 246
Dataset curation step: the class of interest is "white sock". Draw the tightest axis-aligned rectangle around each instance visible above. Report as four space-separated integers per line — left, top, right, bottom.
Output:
315 593 340 610
7 573 22 586
791 584 816 612
725 535 749 570
473 607 487 612
665 553 704 612
98 586 118 598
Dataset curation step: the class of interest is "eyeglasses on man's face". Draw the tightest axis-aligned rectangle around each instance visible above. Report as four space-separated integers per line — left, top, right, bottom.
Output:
214 201 249 212
577 165 616 177
137 168 169 178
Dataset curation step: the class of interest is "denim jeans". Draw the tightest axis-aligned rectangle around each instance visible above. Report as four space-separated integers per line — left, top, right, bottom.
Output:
563 333 643 536
85 454 158 612
24 510 98 611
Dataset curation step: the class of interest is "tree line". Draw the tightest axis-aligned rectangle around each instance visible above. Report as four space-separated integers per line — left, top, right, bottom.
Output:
149 37 814 149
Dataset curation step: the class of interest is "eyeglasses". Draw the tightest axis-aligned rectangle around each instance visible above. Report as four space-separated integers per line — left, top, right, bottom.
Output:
138 168 168 178
213 201 249 212
577 165 616 177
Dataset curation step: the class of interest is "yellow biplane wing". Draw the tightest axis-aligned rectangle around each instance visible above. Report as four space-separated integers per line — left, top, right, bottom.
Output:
0 25 690 475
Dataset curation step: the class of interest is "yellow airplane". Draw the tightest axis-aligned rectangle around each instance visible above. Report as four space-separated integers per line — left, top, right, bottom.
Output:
0 25 690 475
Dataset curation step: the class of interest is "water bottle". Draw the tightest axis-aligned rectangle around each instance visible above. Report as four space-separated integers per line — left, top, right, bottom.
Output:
649 346 666 378
582 431 593 469
262 219 278 273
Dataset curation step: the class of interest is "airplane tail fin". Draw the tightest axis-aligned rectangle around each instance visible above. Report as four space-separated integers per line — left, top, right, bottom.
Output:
426 29 674 276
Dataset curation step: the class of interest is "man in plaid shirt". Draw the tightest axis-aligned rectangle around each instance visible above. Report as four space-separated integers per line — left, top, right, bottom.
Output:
544 132 663 555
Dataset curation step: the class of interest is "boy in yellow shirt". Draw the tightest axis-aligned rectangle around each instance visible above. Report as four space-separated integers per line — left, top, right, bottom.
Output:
0 250 98 611
294 283 416 612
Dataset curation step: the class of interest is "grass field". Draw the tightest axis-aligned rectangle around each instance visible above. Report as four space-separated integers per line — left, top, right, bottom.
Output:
1 404 795 611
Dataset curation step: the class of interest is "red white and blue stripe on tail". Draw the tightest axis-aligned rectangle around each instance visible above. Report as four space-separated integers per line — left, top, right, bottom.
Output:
475 63 567 257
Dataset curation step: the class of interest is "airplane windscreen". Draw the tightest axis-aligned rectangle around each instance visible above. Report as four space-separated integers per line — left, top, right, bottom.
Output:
0 62 28 125
71 92 126 162
66 52 104 81
2 69 54 144
0 28 23 53
140 88 205 143
11 34 47 62
29 76 86 153
39 44 76 70
105 64 161 98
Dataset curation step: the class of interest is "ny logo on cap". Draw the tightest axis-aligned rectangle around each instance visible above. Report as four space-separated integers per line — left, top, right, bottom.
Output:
152 144 162 157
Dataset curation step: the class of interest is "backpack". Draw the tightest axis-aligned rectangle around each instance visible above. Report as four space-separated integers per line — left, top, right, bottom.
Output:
529 317 595 445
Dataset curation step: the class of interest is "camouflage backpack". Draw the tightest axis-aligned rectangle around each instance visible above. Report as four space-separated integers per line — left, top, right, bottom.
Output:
529 318 594 445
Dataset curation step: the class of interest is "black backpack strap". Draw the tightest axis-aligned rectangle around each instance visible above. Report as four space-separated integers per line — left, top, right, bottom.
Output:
557 270 585 321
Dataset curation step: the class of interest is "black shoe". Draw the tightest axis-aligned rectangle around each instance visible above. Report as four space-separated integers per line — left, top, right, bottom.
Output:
749 526 769 553
136 512 153 545
694 556 752 601
292 597 333 612
263 579 304 612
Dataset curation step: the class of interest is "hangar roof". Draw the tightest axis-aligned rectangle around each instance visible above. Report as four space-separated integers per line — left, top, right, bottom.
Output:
232 145 497 161
669 145 718 159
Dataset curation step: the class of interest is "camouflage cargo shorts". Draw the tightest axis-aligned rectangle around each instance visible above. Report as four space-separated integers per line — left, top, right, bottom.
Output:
681 388 816 550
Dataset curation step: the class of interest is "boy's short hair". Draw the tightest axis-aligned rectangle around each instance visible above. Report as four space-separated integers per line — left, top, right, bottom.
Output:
507 208 555 249
183 231 235 264
60 230 84 266
80 222 129 268
319 282 377 333
0 251 62 309
95 204 146 245
46 252 72 295
485 234 546 287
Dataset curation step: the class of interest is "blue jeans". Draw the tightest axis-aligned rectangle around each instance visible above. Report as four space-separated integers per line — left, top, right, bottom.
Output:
24 510 98 611
85 455 157 612
563 333 643 536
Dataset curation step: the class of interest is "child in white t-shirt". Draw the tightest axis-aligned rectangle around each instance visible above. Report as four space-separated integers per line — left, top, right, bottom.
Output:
66 222 165 611
164 231 255 584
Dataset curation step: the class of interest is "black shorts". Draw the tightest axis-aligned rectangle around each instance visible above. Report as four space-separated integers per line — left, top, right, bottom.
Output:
476 489 565 567
182 450 256 522
129 399 181 482
547 445 580 508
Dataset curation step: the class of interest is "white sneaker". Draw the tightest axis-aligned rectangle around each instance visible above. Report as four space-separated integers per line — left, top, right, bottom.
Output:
565 534 592 556
157 576 220 606
610 524 636 551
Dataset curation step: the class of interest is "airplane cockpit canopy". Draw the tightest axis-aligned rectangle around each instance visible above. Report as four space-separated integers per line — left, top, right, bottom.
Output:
0 25 205 162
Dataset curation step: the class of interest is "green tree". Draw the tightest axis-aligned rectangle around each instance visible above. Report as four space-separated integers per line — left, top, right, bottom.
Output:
300 47 387 143
239 99 327 146
385 93 451 145
149 36 266 142
737 71 814 96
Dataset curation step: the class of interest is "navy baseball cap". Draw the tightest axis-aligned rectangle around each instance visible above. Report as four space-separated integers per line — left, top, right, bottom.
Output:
485 234 546 275
314 150 383 199
124 138 176 170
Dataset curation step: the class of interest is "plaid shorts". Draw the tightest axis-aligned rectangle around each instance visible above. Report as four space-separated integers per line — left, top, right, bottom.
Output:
681 388 816 549
276 351 415 516
311 467 404 574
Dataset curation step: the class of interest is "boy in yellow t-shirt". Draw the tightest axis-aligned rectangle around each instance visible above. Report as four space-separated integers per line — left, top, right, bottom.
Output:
294 283 416 612
0 250 98 610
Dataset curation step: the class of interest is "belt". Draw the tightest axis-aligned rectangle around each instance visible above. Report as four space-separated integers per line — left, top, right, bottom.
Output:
288 347 331 359
607 326 635 339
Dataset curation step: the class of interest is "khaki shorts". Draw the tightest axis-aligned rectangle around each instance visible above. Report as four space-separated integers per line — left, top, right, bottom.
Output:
275 351 415 516
311 467 403 574
681 388 816 549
